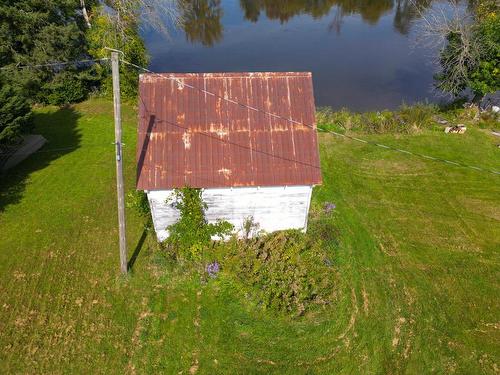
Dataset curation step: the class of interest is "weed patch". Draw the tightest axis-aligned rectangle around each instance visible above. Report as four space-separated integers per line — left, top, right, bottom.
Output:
214 222 338 316
317 103 437 134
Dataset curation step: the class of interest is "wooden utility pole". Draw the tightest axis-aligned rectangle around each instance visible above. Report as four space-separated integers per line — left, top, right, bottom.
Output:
111 51 128 274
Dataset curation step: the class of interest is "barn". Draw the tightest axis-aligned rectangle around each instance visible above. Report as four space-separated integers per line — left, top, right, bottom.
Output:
136 72 322 241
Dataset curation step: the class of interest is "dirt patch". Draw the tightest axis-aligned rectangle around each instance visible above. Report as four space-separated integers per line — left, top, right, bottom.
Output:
392 316 407 348
338 288 359 341
361 158 427 177
459 197 500 222
361 288 369 315
127 297 152 374
189 289 203 374
377 234 399 257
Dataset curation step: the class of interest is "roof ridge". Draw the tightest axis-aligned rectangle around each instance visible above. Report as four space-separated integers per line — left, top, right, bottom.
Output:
139 72 312 79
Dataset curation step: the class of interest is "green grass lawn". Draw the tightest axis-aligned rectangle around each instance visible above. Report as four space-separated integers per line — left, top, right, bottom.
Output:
0 98 499 374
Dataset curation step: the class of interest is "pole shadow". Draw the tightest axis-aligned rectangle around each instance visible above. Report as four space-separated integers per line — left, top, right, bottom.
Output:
127 226 149 271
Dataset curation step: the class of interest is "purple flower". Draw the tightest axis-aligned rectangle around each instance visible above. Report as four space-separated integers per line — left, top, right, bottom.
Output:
206 261 220 278
324 202 336 213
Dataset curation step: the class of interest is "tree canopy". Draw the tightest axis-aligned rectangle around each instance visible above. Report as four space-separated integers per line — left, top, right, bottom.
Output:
0 0 102 105
0 0 154 146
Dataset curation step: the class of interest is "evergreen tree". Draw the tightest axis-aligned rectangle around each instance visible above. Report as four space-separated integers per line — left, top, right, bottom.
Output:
0 0 99 106
0 75 32 146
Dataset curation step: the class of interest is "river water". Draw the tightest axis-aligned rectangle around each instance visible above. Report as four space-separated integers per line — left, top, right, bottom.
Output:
142 0 458 111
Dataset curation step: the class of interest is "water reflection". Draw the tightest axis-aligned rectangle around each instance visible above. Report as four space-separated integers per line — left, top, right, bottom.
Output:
179 0 434 44
328 0 394 33
393 0 431 34
146 0 463 110
239 0 338 23
180 0 224 46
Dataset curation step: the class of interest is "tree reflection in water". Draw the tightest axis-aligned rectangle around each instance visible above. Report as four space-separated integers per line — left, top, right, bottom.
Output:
179 0 439 45
180 0 223 46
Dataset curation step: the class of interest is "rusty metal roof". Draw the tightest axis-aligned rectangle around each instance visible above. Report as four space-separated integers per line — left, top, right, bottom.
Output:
136 72 322 190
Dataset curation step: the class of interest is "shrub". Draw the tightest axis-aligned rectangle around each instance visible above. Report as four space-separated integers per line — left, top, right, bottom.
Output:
41 70 88 105
165 187 233 260
316 106 335 128
397 103 437 130
360 110 395 133
220 228 335 315
316 103 437 134
478 109 500 128
242 215 261 240
316 107 360 131
126 190 151 217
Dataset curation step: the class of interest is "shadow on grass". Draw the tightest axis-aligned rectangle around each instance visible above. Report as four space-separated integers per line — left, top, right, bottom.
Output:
128 218 153 271
0 106 81 213
128 227 148 271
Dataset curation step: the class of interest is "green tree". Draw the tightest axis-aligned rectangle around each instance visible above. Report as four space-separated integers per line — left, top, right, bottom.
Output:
469 11 500 98
86 9 149 99
0 0 100 105
0 75 32 146
87 0 182 99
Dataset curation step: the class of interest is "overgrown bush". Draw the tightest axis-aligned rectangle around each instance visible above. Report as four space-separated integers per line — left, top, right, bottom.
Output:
165 187 233 260
220 228 335 315
316 103 437 134
160 188 337 316
398 103 437 129
361 110 397 133
316 107 361 131
126 190 151 217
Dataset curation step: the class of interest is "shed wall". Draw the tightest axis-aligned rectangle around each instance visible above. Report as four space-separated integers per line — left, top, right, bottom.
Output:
147 186 313 242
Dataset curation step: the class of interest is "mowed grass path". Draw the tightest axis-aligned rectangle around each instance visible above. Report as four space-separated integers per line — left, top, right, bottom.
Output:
0 99 499 374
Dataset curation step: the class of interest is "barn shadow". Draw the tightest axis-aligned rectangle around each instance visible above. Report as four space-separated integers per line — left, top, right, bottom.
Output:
0 106 81 213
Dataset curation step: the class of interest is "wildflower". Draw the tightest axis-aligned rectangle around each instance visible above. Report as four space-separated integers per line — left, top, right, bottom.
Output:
206 261 220 278
324 202 336 213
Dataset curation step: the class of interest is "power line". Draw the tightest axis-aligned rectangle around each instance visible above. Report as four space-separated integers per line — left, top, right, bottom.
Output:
1 56 496 177
121 58 500 177
129 59 322 174
0 58 109 71
319 129 500 176
120 59 317 132
139 105 322 171
0 144 114 157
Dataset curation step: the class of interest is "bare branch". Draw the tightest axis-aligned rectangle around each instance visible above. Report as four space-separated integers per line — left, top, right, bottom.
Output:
105 0 184 41
412 0 483 97
81 0 92 28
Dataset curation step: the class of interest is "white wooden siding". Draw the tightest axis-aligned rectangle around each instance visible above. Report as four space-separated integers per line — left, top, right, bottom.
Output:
147 185 313 242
